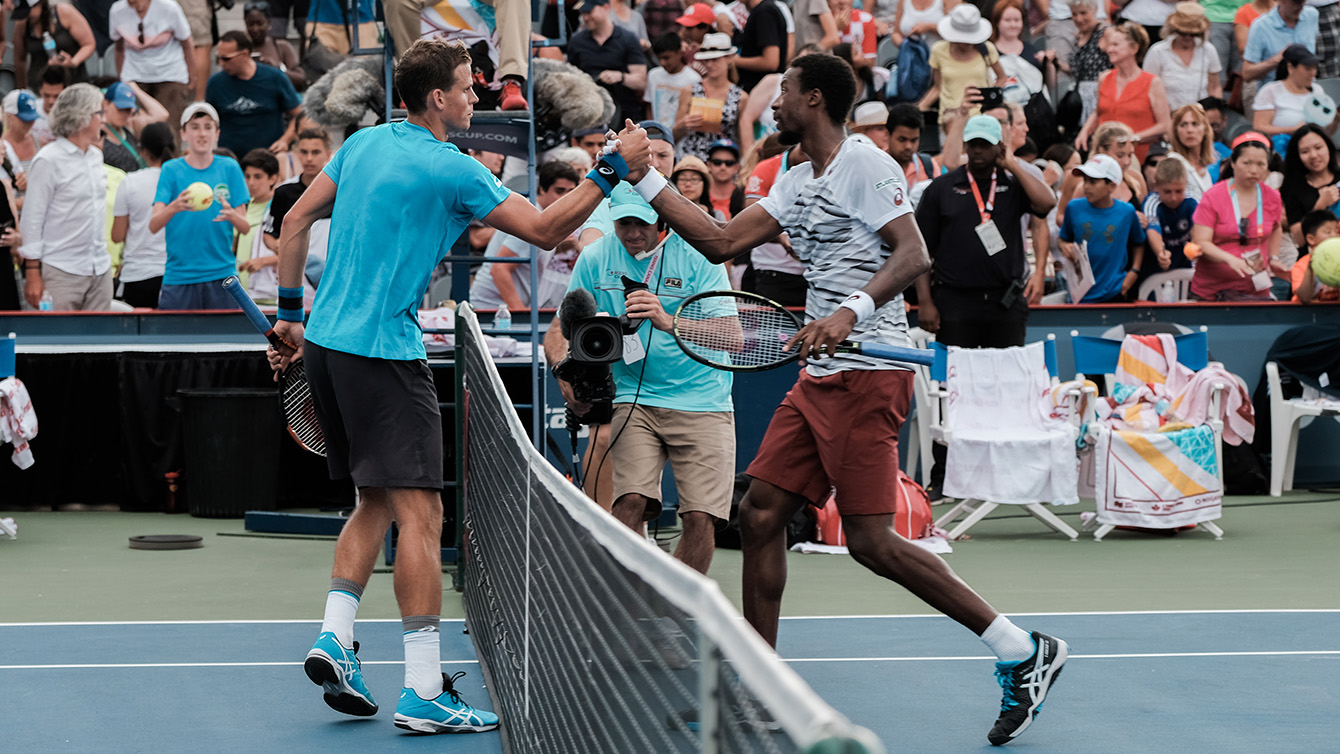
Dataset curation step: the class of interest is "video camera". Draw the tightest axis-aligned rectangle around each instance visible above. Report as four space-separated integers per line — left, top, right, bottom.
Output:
552 278 649 425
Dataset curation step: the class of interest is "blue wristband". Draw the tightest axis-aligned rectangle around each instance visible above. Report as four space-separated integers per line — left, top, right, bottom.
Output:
587 152 630 197
277 286 305 322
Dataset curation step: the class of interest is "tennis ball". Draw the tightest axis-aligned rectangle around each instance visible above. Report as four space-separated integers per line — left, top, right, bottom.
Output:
1312 237 1340 287
184 181 214 211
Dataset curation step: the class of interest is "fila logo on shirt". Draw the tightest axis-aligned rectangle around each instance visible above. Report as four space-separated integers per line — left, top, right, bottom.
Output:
664 278 682 288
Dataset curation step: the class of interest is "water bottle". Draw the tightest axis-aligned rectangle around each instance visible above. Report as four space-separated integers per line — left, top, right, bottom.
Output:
39 290 53 311
493 303 511 333
1159 280 1176 303
42 33 57 61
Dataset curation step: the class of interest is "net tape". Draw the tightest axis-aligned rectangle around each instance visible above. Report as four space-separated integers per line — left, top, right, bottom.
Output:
456 304 883 754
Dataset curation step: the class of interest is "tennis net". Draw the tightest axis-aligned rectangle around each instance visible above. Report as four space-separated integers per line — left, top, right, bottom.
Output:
455 304 884 754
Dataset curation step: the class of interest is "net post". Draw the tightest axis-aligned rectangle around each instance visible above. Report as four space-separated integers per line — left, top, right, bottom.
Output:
699 634 722 754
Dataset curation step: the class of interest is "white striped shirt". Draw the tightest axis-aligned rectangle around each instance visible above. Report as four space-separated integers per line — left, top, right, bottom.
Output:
758 137 915 376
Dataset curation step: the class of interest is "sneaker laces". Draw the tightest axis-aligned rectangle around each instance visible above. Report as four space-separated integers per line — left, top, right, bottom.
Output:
441 671 471 706
994 665 1022 711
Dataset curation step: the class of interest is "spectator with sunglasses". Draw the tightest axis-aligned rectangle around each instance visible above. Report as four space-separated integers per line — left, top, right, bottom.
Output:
109 0 194 130
705 138 745 220
206 30 302 158
244 1 305 91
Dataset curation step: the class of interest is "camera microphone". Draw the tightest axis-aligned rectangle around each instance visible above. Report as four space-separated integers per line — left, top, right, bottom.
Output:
559 288 598 339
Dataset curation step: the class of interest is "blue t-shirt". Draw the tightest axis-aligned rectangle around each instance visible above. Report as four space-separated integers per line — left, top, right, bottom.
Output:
566 232 733 412
206 65 301 157
1059 198 1143 303
306 121 511 360
155 155 250 285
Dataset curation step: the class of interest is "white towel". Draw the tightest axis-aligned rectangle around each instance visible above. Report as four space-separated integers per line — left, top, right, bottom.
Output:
943 343 1079 505
0 376 38 469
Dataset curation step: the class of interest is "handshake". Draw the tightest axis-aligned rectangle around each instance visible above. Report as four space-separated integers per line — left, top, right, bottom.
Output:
595 119 656 185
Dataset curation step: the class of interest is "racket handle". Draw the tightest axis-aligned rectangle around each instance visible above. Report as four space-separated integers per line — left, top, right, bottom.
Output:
222 276 288 349
853 343 936 367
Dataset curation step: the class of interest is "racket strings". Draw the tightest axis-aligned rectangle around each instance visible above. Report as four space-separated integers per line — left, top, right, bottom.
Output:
677 296 800 368
280 362 326 455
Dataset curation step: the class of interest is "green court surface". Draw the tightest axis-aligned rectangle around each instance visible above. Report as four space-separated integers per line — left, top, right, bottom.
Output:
3 493 1337 623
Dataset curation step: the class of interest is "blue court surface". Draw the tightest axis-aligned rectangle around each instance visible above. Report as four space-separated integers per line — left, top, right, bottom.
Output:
3 610 1336 753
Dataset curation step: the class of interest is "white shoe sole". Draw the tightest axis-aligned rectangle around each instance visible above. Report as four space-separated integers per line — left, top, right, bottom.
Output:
393 713 499 733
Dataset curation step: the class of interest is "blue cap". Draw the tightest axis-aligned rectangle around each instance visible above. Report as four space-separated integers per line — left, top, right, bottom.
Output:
5 90 39 122
963 115 1002 145
572 125 607 138
707 138 739 157
105 82 137 110
637 119 675 147
610 183 658 224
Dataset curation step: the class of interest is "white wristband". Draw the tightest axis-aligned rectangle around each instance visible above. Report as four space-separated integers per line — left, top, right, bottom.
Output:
838 291 876 323
632 168 668 202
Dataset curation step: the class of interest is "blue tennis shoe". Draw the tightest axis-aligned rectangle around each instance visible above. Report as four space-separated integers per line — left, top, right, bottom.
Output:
305 631 378 717
394 672 500 733
988 631 1068 745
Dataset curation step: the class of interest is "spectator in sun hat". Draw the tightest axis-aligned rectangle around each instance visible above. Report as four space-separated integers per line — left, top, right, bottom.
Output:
920 4 1008 126
1142 2 1223 112
848 101 890 151
674 33 748 160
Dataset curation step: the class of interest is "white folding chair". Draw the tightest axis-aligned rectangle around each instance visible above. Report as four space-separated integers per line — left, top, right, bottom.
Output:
1137 268 1195 302
904 327 936 486
1266 361 1340 496
930 337 1086 541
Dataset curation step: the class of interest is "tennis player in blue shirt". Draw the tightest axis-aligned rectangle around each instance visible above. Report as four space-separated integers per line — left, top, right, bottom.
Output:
267 38 651 735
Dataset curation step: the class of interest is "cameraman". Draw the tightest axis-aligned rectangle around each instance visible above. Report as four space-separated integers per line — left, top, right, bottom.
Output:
543 184 733 575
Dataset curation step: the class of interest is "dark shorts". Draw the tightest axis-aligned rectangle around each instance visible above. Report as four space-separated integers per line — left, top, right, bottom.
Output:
746 369 913 516
304 341 444 489
158 279 241 310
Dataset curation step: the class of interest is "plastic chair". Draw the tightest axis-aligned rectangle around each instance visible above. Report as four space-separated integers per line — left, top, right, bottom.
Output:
1071 331 1226 541
904 327 936 486
1137 268 1195 302
928 336 1085 541
1265 361 1340 496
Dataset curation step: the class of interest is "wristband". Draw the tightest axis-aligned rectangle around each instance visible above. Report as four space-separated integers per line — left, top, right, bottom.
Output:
632 168 669 203
587 151 630 197
838 290 876 323
277 286 305 322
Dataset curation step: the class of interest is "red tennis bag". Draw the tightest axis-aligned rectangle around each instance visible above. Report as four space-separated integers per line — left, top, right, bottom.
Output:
814 470 934 546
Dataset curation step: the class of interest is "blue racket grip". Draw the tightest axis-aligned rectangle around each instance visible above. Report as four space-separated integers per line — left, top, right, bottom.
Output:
222 276 284 347
854 343 936 367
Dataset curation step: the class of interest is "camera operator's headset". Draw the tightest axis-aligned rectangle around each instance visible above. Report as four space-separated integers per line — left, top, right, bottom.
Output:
585 230 670 509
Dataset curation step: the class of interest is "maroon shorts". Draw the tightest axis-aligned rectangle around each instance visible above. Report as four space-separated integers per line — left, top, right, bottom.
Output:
746 369 913 516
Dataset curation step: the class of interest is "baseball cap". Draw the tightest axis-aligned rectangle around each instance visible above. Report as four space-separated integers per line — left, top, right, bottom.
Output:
707 137 739 158
181 101 220 127
105 82 137 110
572 125 606 138
575 0 609 10
637 119 675 147
610 183 658 224
962 114 1002 145
3 90 40 122
850 101 889 128
677 3 717 27
1072 154 1123 184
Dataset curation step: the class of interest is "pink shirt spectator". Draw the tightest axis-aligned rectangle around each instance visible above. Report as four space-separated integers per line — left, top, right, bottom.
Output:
1190 179 1283 299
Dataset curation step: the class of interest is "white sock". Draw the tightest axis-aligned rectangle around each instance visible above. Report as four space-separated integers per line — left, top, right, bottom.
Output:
320 589 361 648
980 615 1036 664
403 616 442 699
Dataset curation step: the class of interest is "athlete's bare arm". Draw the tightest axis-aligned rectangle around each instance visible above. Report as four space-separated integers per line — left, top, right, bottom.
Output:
647 186 785 263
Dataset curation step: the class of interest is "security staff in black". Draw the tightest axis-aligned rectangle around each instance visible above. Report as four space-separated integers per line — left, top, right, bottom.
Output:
911 114 1056 498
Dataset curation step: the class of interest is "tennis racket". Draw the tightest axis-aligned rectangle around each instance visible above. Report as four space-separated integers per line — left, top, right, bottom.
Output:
221 276 326 457
671 290 935 372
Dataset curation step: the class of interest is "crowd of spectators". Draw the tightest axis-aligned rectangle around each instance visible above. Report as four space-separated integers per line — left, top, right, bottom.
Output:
2 0 1339 314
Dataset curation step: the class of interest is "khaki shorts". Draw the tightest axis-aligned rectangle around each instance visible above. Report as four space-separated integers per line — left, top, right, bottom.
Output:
610 404 734 522
177 0 213 46
309 21 382 55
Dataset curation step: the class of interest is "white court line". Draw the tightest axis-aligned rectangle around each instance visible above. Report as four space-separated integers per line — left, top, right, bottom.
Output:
4 650 1337 671
780 609 1340 620
784 650 1340 663
3 609 1336 628
0 660 479 670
